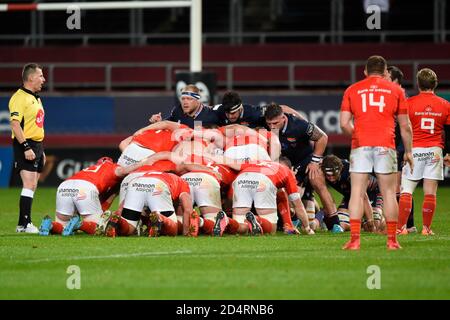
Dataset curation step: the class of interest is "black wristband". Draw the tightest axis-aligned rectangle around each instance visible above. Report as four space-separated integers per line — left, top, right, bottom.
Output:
21 141 31 152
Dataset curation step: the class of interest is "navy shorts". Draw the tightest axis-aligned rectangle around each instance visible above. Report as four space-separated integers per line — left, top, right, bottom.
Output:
13 139 44 173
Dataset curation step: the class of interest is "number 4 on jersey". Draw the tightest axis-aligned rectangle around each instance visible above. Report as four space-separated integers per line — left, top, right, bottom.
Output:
361 93 385 112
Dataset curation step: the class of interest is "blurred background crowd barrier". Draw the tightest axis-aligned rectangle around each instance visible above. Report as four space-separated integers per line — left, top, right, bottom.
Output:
1 0 449 186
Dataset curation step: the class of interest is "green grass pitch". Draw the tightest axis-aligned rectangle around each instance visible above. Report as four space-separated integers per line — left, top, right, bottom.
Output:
0 187 449 300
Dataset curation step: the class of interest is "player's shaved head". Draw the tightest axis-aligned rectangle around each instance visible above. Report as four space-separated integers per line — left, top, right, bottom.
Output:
366 55 387 75
417 68 438 91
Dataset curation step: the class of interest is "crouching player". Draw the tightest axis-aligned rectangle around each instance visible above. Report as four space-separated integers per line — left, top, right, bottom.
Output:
180 155 239 236
105 170 194 237
231 157 314 235
321 155 384 232
118 120 190 166
38 157 144 236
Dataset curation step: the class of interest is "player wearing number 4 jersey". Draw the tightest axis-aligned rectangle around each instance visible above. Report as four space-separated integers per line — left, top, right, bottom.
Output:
340 55 414 250
397 68 450 236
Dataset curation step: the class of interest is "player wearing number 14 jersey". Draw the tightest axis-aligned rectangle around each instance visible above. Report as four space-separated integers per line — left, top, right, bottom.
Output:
397 68 450 236
340 55 413 250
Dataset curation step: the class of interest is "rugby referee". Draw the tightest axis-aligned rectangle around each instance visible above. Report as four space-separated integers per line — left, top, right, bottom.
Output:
9 63 46 233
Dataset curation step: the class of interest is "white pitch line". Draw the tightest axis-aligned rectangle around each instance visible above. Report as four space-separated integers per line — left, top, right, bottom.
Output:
22 250 192 263
10 249 450 264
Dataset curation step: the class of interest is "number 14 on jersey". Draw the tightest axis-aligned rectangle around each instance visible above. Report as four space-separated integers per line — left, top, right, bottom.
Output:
361 93 385 112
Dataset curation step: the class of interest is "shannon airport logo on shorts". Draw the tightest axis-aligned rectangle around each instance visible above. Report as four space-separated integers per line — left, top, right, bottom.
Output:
238 180 259 189
414 151 439 163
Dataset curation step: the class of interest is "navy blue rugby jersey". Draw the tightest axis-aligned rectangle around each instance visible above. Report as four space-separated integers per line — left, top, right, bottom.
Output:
166 104 220 128
214 103 267 128
277 113 314 166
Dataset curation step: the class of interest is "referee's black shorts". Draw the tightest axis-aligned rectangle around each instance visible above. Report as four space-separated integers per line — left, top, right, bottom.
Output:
13 139 45 173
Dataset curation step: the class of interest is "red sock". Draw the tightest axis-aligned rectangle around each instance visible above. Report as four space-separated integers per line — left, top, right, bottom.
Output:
349 219 361 242
51 221 63 234
422 194 436 229
398 193 413 229
226 218 239 234
117 217 130 236
80 221 97 235
277 191 294 228
386 220 397 242
201 219 215 235
160 215 178 236
256 216 272 234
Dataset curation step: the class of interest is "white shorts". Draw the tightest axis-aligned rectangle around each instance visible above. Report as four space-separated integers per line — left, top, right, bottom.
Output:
181 172 222 209
56 180 102 216
123 176 175 213
350 146 397 174
119 171 147 203
117 143 155 166
402 147 443 181
232 172 277 209
224 144 271 162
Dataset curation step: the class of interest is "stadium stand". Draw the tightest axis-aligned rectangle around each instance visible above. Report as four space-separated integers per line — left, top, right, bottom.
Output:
1 43 450 92
0 0 448 186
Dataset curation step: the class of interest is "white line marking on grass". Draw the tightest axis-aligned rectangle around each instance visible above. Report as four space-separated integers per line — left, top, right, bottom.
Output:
412 236 450 241
23 250 192 263
183 252 450 261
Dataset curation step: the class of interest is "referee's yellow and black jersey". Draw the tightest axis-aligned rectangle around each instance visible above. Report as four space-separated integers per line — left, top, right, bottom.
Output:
8 87 45 142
